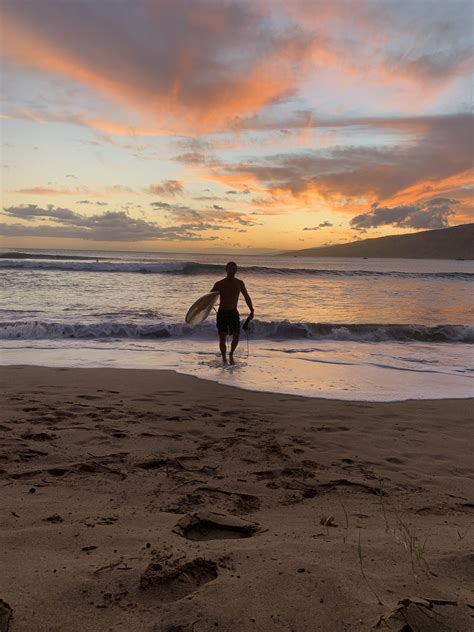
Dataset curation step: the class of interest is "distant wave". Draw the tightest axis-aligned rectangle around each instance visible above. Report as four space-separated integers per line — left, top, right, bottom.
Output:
0 251 101 261
0 259 187 274
1 320 472 343
1 258 472 280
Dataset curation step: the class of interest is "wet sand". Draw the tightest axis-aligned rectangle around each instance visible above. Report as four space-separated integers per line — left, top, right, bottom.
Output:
0 366 472 631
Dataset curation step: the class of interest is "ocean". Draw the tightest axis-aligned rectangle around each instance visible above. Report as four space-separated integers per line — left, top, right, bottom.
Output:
1 248 473 401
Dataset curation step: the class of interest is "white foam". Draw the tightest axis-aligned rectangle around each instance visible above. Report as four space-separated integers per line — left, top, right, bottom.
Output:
1 319 472 342
1 338 471 401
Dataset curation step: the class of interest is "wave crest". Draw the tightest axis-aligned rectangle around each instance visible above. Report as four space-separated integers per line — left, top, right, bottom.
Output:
1 319 472 343
0 258 472 280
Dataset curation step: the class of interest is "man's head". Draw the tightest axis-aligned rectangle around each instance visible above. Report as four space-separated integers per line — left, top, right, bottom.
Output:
225 261 237 277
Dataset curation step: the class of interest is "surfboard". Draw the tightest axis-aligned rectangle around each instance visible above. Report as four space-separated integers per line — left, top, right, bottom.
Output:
185 291 220 325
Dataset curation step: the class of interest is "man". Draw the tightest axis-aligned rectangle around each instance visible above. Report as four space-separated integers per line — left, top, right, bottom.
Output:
211 261 254 364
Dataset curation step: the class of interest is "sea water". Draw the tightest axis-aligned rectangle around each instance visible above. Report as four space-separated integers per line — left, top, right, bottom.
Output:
1 249 473 400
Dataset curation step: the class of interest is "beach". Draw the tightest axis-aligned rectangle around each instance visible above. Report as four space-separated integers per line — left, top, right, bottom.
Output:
1 366 472 631
3 1 473 629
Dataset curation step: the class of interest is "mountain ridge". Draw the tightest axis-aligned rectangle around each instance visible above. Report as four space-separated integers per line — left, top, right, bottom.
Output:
279 223 474 259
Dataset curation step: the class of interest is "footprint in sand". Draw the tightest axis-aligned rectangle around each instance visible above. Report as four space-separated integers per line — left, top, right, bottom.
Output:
166 487 261 515
173 512 260 541
15 448 49 462
139 558 218 603
255 467 315 480
21 431 57 442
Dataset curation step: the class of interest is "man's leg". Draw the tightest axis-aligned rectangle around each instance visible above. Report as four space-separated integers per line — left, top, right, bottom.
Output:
219 332 227 363
229 334 239 364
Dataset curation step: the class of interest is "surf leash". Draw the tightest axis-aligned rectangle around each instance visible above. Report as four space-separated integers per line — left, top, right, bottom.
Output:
242 314 252 357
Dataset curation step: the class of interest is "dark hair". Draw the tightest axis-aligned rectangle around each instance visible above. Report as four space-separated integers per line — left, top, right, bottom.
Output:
226 261 237 269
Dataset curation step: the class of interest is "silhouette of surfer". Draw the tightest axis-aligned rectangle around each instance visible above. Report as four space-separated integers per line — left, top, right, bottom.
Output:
211 261 254 364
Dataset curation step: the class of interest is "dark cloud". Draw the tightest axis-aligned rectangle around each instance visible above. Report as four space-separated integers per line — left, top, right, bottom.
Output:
230 110 471 133
172 137 214 152
150 200 257 226
150 201 202 221
173 152 218 166
78 200 108 206
303 221 333 230
4 204 78 222
1 204 216 241
237 218 259 226
350 197 459 230
148 180 184 196
390 47 473 83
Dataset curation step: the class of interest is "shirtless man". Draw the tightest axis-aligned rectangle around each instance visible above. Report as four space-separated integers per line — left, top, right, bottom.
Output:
211 261 254 364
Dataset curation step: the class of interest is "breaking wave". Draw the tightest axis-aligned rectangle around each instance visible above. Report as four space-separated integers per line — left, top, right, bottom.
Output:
1 258 472 280
1 320 472 343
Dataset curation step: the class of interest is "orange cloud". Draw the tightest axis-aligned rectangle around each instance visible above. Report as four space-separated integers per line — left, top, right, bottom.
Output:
2 1 470 138
386 170 474 205
197 113 473 214
0 3 316 135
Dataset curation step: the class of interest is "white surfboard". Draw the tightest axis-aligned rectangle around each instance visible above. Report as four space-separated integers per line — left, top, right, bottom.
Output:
185 291 219 325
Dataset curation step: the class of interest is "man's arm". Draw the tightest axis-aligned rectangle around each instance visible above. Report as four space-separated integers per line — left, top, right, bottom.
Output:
241 282 254 318
210 281 220 293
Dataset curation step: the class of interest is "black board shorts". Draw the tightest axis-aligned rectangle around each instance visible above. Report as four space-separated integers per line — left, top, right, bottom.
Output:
216 308 240 335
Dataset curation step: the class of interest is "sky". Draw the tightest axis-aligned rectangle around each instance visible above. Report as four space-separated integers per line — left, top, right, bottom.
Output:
0 0 473 253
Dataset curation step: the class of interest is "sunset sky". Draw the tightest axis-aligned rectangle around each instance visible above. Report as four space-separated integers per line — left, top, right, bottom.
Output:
1 0 473 253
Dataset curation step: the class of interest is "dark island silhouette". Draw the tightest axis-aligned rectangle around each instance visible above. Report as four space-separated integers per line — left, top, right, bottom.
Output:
280 223 474 260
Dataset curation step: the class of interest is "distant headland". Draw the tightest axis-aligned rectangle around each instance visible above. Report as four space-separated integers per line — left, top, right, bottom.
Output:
279 223 474 259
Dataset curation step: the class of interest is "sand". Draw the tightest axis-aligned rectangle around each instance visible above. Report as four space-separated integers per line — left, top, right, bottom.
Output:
0 366 472 632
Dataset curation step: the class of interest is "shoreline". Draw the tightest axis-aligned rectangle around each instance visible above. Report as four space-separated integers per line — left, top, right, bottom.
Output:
1 343 472 401
5 362 474 404
1 366 473 631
